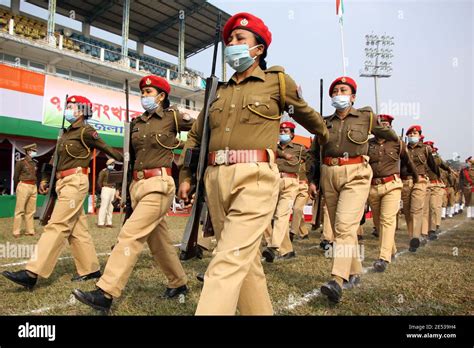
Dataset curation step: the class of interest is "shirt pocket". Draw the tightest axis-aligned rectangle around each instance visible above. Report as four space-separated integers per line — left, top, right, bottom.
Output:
209 97 226 129
241 94 279 124
131 126 143 150
386 149 399 162
151 131 179 149
347 123 369 144
65 139 89 159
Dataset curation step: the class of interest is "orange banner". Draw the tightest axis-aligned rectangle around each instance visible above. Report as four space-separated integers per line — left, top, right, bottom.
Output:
0 64 45 96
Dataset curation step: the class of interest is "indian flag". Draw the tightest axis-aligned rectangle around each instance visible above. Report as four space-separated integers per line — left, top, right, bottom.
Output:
336 0 344 24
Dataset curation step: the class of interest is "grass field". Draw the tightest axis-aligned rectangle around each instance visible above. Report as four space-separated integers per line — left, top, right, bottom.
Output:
0 212 472 315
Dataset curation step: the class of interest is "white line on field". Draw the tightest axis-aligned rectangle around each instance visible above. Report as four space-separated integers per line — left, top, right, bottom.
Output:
0 252 111 268
277 220 466 313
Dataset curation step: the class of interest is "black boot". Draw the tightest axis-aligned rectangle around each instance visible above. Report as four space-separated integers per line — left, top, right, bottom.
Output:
72 288 112 312
409 237 420 252
428 230 438 241
321 280 342 303
262 247 277 263
2 270 37 289
373 259 388 272
162 285 188 299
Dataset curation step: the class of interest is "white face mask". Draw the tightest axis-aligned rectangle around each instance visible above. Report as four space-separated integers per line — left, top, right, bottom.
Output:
331 95 352 110
29 151 37 158
107 165 115 170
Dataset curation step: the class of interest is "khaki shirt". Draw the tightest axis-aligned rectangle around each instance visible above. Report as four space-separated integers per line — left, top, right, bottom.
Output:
368 138 417 178
131 106 194 171
98 168 116 189
402 142 438 177
44 122 123 183
427 154 450 181
320 107 398 158
179 65 328 184
14 157 37 184
276 141 307 175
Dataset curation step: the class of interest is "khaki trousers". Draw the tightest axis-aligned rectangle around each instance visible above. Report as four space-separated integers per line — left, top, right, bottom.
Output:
321 160 372 281
196 160 279 315
446 187 455 207
97 172 187 298
97 187 115 226
368 178 402 262
264 177 299 255
291 182 310 238
321 198 334 242
401 178 428 239
431 184 445 228
13 182 37 236
26 172 99 278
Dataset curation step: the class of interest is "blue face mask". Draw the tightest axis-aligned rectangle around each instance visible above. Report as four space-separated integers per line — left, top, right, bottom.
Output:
29 151 37 158
331 95 352 110
107 165 115 170
224 44 260 73
141 96 159 112
279 134 292 144
64 109 77 124
407 136 419 144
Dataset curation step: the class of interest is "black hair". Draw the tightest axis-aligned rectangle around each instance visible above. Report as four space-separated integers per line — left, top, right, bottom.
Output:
254 34 268 70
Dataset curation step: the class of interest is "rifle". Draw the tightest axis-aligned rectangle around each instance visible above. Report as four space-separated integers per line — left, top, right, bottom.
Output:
38 95 68 225
179 12 221 260
313 79 324 230
396 127 404 231
108 80 133 250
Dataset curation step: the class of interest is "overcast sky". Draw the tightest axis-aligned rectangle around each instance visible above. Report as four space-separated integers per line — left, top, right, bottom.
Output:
4 0 473 161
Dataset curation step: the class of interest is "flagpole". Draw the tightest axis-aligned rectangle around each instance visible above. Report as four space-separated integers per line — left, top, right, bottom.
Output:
339 19 346 76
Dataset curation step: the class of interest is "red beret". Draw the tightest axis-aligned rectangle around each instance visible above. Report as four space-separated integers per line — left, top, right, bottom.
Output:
420 135 425 140
280 121 296 130
423 141 434 147
139 75 170 95
406 125 422 135
378 114 394 123
329 76 357 96
223 12 272 48
67 95 92 108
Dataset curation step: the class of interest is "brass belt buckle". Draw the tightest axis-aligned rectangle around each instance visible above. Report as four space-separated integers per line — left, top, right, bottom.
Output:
331 158 339 166
215 150 226 165
136 171 145 180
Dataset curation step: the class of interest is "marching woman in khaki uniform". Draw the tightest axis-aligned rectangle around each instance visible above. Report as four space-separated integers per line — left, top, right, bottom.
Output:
367 115 417 272
263 121 306 262
12 143 38 237
97 158 118 228
460 157 474 219
308 77 398 303
422 142 451 240
291 160 310 240
2 96 123 289
73 75 191 312
178 12 328 315
401 125 439 252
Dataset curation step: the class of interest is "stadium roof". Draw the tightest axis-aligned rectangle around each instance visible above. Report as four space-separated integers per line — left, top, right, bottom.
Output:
25 0 230 58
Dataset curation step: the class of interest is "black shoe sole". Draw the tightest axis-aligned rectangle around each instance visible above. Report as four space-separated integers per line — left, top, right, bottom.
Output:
408 247 417 252
2 272 35 290
262 249 275 263
320 284 341 303
72 290 111 313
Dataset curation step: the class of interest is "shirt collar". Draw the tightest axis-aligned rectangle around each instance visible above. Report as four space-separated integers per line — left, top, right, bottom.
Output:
229 65 266 85
328 107 361 120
